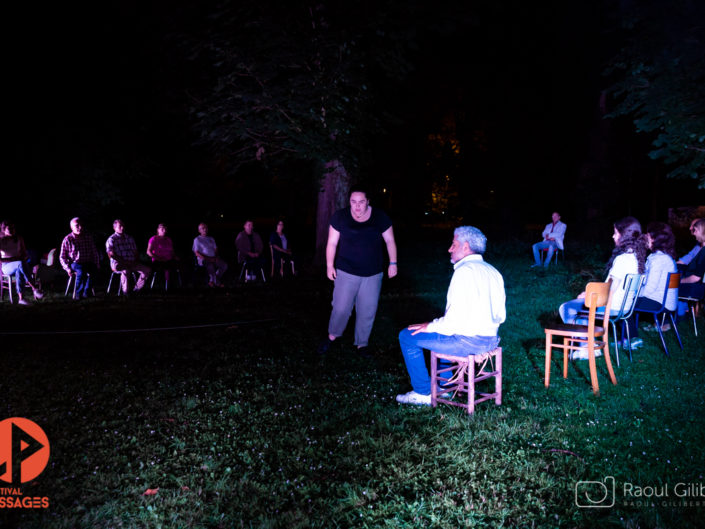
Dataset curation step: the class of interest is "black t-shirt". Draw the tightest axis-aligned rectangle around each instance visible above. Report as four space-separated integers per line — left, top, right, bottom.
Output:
685 245 705 278
330 207 392 277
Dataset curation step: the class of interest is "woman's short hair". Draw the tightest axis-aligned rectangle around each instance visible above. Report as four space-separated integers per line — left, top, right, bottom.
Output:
454 226 487 255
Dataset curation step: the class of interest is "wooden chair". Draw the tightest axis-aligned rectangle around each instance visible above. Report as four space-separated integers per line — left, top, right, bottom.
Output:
545 280 617 396
634 272 682 356
430 347 502 414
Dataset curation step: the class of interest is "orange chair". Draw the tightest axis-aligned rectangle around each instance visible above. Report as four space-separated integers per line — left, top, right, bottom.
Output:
544 280 617 396
430 347 502 414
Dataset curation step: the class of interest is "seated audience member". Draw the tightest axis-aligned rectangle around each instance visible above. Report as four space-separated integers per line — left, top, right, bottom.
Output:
678 218 705 303
235 220 265 281
0 220 44 304
396 226 505 406
677 218 703 268
105 219 151 294
531 211 566 268
626 222 678 344
269 219 295 278
147 223 179 287
558 217 646 359
59 217 101 299
192 222 228 287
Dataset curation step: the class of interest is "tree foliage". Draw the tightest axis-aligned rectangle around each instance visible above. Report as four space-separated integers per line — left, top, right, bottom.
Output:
180 1 415 178
605 0 705 187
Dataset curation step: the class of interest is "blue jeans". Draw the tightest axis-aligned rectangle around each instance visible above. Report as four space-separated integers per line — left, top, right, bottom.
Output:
1 260 31 293
70 262 97 297
399 329 500 395
532 241 558 266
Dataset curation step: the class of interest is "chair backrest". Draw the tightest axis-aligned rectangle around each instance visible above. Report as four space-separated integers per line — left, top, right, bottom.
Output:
658 272 680 310
612 273 645 319
45 248 57 267
584 280 614 342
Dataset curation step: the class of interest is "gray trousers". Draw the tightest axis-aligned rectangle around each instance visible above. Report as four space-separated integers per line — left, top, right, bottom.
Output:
328 269 383 346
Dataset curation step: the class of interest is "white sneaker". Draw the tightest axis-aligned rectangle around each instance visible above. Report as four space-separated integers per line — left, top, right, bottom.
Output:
396 391 431 406
18 299 30 305
570 347 602 360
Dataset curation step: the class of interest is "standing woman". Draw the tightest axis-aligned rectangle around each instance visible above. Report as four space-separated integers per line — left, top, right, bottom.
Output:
558 217 647 355
626 222 677 345
0 221 43 304
147 223 179 288
318 187 398 357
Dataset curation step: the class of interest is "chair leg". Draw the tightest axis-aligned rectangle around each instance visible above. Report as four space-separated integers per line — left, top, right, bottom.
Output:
691 305 698 337
544 336 552 388
468 359 475 415
495 348 502 405
668 312 683 350
430 352 438 408
562 337 569 378
655 315 670 357
623 320 633 363
610 320 620 368
587 342 600 396
603 343 617 386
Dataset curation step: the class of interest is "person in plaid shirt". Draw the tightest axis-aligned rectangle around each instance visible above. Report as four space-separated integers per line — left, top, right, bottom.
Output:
105 219 151 294
59 217 101 299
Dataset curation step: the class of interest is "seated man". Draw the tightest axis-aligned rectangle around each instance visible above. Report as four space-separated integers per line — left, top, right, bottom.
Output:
59 217 101 299
679 218 705 301
235 220 265 281
677 218 703 269
192 222 228 287
105 219 151 294
269 219 295 278
396 226 506 406
531 211 566 267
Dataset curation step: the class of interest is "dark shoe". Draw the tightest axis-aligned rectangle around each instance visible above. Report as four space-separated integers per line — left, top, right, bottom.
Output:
356 346 372 359
317 337 334 356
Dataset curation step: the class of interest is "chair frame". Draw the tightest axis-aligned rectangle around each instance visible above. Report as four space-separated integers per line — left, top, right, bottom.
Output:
678 273 705 337
430 347 502 414
270 243 296 278
577 273 645 365
65 272 97 298
634 272 683 357
238 261 266 283
539 247 563 266
545 280 617 396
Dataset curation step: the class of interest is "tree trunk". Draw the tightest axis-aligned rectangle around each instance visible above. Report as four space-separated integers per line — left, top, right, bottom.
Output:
314 160 351 265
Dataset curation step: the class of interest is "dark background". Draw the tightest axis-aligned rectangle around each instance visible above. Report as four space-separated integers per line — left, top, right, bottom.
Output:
5 1 704 259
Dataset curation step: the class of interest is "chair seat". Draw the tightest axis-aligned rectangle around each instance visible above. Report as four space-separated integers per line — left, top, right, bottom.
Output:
545 323 605 335
430 347 502 415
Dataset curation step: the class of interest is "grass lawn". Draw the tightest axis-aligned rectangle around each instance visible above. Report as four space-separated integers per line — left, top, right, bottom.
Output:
2 237 704 528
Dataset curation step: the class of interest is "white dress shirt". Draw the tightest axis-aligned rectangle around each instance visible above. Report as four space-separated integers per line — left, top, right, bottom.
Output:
425 254 506 337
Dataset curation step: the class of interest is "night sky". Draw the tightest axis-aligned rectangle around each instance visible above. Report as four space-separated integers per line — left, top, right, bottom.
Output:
6 1 705 253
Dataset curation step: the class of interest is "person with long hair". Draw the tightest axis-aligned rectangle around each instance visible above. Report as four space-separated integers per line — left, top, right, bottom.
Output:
558 217 647 358
626 222 678 343
0 221 44 304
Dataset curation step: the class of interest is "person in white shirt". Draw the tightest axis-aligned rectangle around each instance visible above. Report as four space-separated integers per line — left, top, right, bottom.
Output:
558 217 647 358
192 223 228 287
396 226 506 406
531 212 567 267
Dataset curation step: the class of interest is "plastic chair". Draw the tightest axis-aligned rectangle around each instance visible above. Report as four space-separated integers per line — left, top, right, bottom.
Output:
430 347 502 414
634 272 683 357
678 274 705 337
545 280 617 396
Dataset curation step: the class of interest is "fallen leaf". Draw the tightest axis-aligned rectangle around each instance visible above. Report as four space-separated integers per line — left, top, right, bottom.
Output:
142 488 159 496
